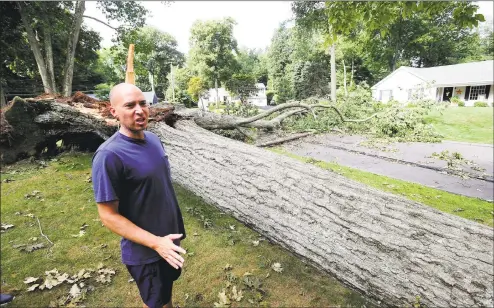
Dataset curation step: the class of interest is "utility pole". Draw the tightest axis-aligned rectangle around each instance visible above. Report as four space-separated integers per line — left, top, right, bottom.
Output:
166 62 176 102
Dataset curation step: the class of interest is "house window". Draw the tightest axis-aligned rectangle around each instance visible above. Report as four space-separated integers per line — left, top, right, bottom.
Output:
469 86 486 101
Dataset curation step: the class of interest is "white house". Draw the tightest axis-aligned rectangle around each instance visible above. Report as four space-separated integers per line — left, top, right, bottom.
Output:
142 91 158 105
200 83 267 109
371 60 494 106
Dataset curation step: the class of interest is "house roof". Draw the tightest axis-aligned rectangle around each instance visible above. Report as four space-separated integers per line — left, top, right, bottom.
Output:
372 60 494 89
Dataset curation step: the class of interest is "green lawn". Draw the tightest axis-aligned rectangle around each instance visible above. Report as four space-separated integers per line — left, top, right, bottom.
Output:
424 107 493 144
1 150 492 307
270 148 493 227
0 153 370 307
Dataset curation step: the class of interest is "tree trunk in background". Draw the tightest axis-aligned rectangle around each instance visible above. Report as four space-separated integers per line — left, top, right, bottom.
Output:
18 4 53 94
215 78 219 109
0 85 5 108
62 1 86 97
330 44 336 102
350 59 354 89
343 59 347 96
43 26 57 94
150 119 493 308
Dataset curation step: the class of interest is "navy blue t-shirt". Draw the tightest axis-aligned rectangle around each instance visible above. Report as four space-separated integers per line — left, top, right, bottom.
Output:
92 131 186 265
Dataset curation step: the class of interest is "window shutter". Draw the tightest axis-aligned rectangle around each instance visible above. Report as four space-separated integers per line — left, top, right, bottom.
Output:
464 86 471 100
485 85 491 99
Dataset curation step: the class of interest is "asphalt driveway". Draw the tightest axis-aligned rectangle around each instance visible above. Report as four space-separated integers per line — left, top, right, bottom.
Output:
282 134 493 201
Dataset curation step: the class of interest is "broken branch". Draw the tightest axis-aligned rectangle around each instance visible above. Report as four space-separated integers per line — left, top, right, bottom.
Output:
82 15 118 30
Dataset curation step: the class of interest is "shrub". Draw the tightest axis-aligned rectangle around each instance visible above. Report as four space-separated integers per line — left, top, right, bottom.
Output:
94 83 113 101
450 96 465 106
266 90 275 105
474 101 488 107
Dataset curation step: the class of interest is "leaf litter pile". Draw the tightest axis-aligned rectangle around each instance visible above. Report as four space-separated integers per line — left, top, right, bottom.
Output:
23 262 116 307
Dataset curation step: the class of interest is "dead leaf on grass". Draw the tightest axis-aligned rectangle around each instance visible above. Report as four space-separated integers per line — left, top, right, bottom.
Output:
24 277 40 284
26 284 40 292
271 262 283 273
214 289 231 307
1 223 14 232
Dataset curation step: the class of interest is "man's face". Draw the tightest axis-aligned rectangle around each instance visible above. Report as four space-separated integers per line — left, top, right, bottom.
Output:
110 86 149 134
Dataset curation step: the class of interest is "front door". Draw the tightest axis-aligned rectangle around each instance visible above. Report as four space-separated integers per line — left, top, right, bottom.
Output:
442 87 453 101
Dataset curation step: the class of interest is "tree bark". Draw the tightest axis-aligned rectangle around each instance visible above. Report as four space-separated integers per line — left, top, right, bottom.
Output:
62 1 86 97
43 25 57 94
215 78 219 108
0 84 5 108
18 4 53 94
152 119 493 308
330 44 336 102
350 59 354 89
1 98 493 307
343 59 347 96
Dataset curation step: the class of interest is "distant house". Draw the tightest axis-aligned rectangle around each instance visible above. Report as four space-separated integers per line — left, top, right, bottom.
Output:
142 91 158 105
371 60 494 106
200 83 267 109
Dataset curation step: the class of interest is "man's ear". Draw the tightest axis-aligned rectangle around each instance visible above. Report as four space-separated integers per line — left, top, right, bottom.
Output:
109 106 117 119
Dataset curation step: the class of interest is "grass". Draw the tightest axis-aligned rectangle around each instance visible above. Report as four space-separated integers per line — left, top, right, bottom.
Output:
270 148 494 227
424 107 493 144
0 152 370 307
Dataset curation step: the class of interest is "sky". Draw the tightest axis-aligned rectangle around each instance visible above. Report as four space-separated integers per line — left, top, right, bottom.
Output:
84 1 294 53
84 1 493 54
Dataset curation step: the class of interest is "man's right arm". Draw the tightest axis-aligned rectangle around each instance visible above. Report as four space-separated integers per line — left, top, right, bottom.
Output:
97 200 186 269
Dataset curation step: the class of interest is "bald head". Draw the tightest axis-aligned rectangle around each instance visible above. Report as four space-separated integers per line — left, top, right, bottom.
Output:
109 83 144 106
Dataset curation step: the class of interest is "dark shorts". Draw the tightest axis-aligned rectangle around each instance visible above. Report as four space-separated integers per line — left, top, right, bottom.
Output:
126 259 182 308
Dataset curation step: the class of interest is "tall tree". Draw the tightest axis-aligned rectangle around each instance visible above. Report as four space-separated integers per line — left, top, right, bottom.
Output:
292 1 485 99
267 22 294 104
16 1 149 96
1 2 103 100
188 17 239 107
115 26 184 97
236 47 268 85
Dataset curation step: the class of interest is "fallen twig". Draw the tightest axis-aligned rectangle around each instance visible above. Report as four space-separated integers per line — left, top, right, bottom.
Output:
36 216 54 246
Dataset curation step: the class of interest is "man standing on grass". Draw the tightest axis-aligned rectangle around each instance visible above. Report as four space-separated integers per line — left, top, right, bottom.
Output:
92 83 186 308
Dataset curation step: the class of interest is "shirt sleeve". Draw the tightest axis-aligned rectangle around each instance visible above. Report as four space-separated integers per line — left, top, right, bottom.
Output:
92 150 123 203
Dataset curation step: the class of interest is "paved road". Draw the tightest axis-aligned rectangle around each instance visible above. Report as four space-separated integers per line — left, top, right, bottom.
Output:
283 134 493 201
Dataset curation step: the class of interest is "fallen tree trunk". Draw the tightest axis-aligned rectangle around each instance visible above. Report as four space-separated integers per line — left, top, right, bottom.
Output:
151 119 493 308
1 98 493 307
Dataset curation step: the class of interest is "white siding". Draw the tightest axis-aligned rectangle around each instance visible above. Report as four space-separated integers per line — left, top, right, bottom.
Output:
372 69 427 103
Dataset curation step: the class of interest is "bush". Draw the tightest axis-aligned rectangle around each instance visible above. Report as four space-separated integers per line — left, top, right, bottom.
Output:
474 101 488 107
450 96 465 106
266 90 275 105
94 83 113 101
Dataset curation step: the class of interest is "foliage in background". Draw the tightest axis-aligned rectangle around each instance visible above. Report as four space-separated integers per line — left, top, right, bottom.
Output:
187 76 208 104
282 86 445 142
94 83 113 101
187 18 239 96
113 26 184 98
224 102 260 118
224 74 257 104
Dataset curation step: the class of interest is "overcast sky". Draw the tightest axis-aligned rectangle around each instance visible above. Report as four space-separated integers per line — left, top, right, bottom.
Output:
84 1 294 53
84 1 493 54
